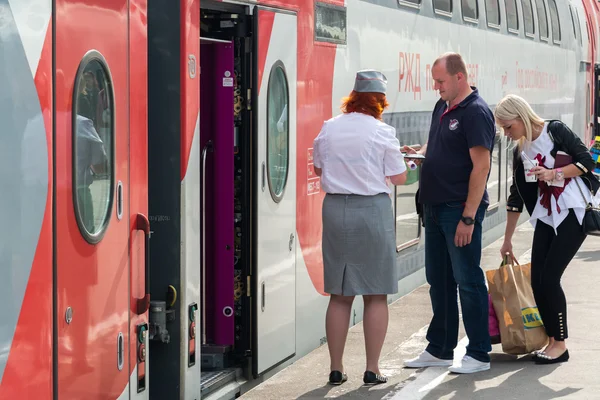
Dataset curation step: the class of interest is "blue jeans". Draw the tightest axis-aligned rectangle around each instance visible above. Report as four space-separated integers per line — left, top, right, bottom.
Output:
423 202 491 363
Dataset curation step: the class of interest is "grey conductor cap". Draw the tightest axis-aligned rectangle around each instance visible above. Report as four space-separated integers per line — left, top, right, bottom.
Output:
353 69 387 94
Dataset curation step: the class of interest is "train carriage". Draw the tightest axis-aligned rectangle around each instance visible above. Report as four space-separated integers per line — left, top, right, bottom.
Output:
1 0 599 399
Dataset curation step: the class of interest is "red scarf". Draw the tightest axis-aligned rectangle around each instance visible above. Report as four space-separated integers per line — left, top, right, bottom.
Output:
534 154 570 215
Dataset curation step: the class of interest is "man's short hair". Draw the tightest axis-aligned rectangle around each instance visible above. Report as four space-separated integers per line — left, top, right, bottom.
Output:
433 52 468 77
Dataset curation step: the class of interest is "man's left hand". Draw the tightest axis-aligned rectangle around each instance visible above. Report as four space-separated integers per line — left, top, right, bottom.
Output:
455 221 474 247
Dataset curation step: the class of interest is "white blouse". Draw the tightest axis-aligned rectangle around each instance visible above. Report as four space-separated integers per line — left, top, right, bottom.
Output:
523 122 598 233
313 112 406 195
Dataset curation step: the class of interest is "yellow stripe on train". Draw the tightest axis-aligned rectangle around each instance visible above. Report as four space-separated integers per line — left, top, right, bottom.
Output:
521 307 544 329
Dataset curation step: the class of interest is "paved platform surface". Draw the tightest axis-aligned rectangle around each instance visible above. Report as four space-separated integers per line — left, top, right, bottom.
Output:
240 222 600 399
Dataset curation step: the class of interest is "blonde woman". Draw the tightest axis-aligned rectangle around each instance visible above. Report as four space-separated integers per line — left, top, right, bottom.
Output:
494 94 599 364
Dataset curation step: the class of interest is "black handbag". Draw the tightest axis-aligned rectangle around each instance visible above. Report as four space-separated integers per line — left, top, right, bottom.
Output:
574 178 600 236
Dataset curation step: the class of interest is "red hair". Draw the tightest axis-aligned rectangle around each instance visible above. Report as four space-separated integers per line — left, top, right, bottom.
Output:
341 91 389 120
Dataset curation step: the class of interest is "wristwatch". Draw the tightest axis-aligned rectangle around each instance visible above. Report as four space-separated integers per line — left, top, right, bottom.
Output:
555 168 564 181
461 216 475 226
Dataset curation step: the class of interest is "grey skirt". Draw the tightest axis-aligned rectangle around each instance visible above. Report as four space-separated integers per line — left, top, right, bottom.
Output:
322 193 397 296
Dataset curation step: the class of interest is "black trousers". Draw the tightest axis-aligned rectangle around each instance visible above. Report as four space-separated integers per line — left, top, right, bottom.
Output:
531 210 587 341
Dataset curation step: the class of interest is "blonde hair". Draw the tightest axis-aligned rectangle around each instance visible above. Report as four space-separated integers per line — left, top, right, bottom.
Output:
494 94 545 149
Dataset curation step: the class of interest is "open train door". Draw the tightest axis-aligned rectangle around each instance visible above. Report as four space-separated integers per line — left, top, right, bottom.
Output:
253 7 297 377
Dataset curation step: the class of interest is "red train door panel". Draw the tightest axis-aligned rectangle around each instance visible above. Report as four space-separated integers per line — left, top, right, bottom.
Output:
55 1 131 397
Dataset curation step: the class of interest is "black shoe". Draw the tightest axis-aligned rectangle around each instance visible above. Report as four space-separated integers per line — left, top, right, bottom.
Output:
328 370 348 385
535 349 569 365
363 370 387 385
530 350 543 361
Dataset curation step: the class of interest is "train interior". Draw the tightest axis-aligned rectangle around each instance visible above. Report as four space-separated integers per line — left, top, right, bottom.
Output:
199 3 253 397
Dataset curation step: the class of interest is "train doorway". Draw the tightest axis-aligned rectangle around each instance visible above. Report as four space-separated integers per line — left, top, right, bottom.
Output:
198 2 298 395
198 4 253 396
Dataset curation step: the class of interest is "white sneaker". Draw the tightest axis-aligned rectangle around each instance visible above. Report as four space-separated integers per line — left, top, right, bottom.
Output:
404 350 453 368
448 355 490 374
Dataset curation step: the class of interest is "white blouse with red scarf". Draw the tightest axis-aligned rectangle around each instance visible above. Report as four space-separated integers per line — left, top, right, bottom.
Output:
523 122 598 233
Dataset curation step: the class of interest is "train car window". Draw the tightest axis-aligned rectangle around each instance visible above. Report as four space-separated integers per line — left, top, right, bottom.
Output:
535 0 549 40
569 6 577 40
488 134 502 208
315 2 347 44
433 0 452 15
462 0 478 21
395 168 420 251
586 20 590 43
548 0 560 43
521 0 535 36
266 63 289 202
73 52 114 243
505 0 519 32
398 0 422 7
505 137 514 201
485 0 500 27
575 10 583 46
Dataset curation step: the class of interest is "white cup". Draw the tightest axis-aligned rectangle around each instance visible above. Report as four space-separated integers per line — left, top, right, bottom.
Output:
523 158 538 182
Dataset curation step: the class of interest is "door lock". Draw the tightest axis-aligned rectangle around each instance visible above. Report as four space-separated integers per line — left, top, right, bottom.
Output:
288 233 295 251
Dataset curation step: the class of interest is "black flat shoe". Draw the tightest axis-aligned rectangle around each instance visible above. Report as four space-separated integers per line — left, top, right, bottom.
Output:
530 350 544 361
535 349 569 365
363 370 387 385
328 370 348 385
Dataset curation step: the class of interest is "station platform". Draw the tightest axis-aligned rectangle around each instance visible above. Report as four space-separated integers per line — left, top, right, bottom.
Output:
239 221 600 399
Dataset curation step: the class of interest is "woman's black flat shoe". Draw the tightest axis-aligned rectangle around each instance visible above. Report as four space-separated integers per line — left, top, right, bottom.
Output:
535 349 569 365
531 350 544 361
328 370 348 385
363 371 387 385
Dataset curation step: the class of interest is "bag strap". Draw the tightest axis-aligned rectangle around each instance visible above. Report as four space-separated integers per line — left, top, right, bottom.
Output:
574 177 598 209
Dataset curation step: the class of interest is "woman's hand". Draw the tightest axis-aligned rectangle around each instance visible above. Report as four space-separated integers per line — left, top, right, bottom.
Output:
529 166 555 182
402 145 424 166
500 240 518 265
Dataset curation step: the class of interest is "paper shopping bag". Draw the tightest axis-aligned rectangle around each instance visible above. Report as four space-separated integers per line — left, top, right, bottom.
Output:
486 259 548 355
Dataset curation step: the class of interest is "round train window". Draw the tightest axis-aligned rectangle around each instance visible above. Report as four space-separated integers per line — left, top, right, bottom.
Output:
266 63 289 201
73 52 114 243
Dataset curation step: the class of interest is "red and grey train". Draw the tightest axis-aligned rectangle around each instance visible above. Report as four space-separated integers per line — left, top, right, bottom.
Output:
1 0 599 399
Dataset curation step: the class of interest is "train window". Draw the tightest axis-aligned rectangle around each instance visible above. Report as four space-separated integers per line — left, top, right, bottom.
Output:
505 0 519 32
535 0 549 40
315 2 347 44
73 52 114 243
521 0 535 36
395 167 420 251
266 63 289 202
569 6 577 40
485 0 500 27
548 0 560 43
433 0 452 15
398 0 422 7
462 0 478 21
506 137 514 201
586 20 590 43
488 134 502 208
576 10 583 46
